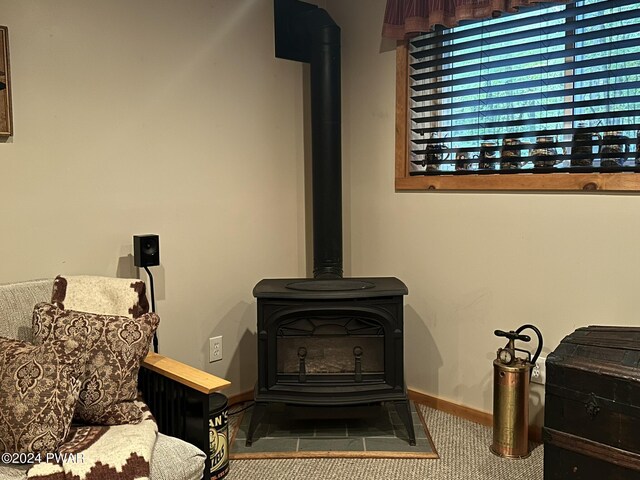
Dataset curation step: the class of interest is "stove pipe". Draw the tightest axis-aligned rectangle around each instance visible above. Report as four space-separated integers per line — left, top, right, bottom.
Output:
274 0 342 279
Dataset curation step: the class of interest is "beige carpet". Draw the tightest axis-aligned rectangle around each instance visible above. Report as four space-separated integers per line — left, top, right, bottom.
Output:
225 404 543 480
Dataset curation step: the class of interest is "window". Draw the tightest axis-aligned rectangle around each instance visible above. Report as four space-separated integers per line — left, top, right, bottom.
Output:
395 0 640 191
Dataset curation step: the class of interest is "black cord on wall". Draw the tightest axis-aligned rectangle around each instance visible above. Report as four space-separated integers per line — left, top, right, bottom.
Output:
144 265 158 354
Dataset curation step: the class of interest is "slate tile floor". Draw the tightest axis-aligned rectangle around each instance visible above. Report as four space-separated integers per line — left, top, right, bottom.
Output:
230 402 437 457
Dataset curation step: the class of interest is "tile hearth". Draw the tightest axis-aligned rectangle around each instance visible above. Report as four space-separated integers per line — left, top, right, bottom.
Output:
230 402 437 457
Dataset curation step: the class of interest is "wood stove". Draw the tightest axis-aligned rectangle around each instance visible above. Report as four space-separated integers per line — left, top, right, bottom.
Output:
246 0 415 447
246 277 416 446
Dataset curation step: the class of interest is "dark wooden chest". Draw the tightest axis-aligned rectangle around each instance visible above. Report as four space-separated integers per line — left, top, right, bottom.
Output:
543 326 640 480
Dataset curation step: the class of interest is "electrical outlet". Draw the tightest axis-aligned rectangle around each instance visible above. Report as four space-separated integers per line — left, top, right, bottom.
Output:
209 336 223 362
531 355 546 385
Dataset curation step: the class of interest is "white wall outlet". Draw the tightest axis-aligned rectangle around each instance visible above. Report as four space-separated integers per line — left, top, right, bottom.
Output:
209 336 223 362
531 355 546 385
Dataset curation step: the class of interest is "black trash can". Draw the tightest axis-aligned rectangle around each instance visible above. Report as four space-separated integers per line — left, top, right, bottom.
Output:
209 393 229 479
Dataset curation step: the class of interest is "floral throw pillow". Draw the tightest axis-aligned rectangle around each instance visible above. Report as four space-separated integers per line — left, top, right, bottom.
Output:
0 336 86 454
32 303 160 425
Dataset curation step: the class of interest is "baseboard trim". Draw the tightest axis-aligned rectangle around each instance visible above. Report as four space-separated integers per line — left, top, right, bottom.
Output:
407 389 492 427
408 388 542 443
227 390 254 407
227 388 541 443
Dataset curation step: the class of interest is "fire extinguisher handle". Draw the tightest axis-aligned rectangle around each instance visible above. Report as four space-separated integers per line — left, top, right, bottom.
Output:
494 329 531 342
515 324 544 365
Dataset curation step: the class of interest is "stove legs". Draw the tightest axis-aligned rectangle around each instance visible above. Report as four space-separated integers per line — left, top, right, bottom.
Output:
245 402 268 446
394 400 417 446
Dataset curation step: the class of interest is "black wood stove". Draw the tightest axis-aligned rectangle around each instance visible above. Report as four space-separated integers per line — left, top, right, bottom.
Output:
247 277 415 445
245 0 415 447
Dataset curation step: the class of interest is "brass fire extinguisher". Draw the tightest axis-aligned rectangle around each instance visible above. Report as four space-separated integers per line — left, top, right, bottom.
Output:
490 324 543 459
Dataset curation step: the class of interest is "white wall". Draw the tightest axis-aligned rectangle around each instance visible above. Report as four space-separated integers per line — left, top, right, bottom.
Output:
0 0 310 396
4 0 640 423
327 0 640 426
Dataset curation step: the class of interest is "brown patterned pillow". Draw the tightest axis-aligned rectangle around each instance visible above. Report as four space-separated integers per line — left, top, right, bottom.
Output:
32 303 160 426
0 336 86 455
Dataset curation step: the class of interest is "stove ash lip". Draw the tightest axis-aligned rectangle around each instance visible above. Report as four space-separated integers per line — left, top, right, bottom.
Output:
285 279 375 292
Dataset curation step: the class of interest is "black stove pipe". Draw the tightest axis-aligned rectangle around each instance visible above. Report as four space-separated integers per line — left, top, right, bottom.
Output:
275 0 343 279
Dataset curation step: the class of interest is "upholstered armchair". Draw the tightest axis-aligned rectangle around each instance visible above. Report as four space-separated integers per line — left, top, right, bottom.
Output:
0 277 230 480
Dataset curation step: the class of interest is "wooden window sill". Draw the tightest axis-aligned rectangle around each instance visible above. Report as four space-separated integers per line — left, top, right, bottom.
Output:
396 172 640 192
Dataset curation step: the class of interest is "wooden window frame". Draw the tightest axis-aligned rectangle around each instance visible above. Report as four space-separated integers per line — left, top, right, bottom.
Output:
394 41 640 193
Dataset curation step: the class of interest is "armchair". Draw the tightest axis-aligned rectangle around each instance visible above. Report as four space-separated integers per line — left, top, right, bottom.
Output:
139 352 231 479
0 278 230 480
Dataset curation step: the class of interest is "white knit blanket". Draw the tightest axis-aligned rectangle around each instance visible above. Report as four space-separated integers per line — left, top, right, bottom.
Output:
26 402 157 480
50 276 149 319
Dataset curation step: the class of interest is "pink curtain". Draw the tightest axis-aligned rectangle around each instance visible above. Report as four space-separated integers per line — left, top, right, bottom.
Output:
382 0 570 39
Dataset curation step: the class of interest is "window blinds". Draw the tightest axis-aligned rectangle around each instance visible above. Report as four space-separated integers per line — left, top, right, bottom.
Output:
408 0 640 175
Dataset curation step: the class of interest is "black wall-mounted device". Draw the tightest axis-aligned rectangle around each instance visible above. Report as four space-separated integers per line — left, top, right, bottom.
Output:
133 234 160 268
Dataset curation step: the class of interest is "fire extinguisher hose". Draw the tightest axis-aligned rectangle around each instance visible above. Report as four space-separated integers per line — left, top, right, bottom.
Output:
515 324 543 367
